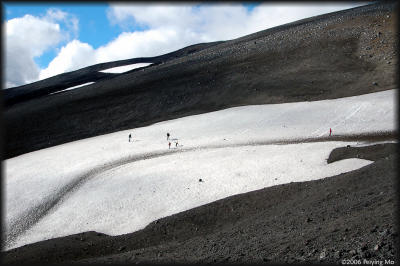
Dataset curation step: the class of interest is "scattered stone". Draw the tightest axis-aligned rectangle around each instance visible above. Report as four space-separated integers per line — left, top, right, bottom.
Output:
319 248 327 260
334 250 342 259
119 246 126 252
199 178 203 182
346 145 351 148
374 244 380 251
306 217 312 223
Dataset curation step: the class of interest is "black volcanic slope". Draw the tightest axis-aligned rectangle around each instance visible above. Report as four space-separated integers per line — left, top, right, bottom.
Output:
3 1 397 159
3 41 223 106
2 143 397 264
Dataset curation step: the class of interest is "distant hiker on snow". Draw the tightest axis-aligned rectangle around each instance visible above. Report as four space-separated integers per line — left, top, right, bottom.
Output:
329 128 332 136
167 132 170 140
175 141 178 147
168 142 171 149
129 133 132 142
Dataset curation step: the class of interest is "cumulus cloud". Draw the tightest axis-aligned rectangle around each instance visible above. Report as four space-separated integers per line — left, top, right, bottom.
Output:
4 9 78 88
39 40 96 80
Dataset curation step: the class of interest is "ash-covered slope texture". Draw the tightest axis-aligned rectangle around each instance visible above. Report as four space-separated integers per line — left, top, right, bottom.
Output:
3 41 223 106
4 1 397 159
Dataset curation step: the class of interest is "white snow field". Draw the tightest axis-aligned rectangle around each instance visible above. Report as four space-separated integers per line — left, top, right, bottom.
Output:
4 89 396 250
98 63 153 73
48 82 95 95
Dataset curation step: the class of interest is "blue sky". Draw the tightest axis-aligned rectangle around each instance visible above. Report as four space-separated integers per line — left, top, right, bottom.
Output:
3 2 365 88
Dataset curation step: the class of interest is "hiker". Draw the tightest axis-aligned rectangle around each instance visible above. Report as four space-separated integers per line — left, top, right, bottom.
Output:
168 142 171 149
176 141 178 147
129 133 132 142
167 132 170 140
329 128 332 136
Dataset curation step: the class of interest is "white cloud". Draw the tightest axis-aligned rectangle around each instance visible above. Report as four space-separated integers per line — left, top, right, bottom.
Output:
4 9 78 88
39 40 95 80
6 15 62 58
45 8 79 39
4 40 39 88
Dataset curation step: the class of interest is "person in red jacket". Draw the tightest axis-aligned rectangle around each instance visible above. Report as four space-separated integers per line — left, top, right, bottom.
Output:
168 142 171 149
329 128 332 136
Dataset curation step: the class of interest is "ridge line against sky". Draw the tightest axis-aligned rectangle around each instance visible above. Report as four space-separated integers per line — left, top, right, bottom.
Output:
3 2 368 88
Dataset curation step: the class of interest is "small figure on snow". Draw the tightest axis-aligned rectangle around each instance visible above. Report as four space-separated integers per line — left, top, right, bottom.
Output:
329 128 332 136
175 141 178 147
129 133 132 142
168 142 171 149
167 132 170 140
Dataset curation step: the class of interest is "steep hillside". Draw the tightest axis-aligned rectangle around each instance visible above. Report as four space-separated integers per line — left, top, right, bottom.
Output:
3 41 223 105
3 2 397 159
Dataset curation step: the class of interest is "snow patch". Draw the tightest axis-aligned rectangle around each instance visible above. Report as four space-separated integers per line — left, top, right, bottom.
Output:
99 63 152 73
49 82 95 95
